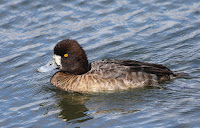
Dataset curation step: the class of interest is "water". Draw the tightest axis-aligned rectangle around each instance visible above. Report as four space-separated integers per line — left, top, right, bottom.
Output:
0 0 200 127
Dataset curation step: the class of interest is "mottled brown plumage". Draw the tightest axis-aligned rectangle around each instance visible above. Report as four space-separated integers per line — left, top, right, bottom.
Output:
51 59 175 92
38 39 186 92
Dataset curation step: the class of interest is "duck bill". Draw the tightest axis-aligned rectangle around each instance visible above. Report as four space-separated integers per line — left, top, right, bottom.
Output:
37 59 59 72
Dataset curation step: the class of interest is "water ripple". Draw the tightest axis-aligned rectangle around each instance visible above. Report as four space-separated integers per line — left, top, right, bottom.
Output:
0 0 200 127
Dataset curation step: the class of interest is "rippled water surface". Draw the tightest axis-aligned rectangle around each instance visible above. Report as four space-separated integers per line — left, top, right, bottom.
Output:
0 0 200 127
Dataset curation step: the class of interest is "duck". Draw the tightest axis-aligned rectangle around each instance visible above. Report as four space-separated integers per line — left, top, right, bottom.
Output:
37 39 186 92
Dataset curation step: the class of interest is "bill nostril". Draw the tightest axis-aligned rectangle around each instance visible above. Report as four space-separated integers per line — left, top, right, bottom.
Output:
36 68 39 72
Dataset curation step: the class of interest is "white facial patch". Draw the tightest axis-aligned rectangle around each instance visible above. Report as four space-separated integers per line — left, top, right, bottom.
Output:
53 55 61 67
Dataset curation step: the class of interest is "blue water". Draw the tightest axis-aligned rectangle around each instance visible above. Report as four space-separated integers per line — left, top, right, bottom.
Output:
0 0 200 127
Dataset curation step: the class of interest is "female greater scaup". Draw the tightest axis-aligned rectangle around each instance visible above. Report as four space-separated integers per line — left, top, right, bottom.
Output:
37 39 186 92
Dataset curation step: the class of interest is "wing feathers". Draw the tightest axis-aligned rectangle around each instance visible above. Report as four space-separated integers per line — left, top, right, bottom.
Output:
89 59 174 80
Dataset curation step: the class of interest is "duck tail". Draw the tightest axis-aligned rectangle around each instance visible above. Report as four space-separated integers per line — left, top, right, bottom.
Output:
174 72 189 78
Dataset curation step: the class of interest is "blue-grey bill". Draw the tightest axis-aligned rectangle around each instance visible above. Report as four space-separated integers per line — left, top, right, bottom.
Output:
37 59 58 72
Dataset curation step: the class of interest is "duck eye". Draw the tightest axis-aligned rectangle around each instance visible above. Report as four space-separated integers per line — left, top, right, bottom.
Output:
64 54 68 57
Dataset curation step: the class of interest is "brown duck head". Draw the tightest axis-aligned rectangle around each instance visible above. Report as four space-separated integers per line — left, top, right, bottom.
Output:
37 39 89 75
